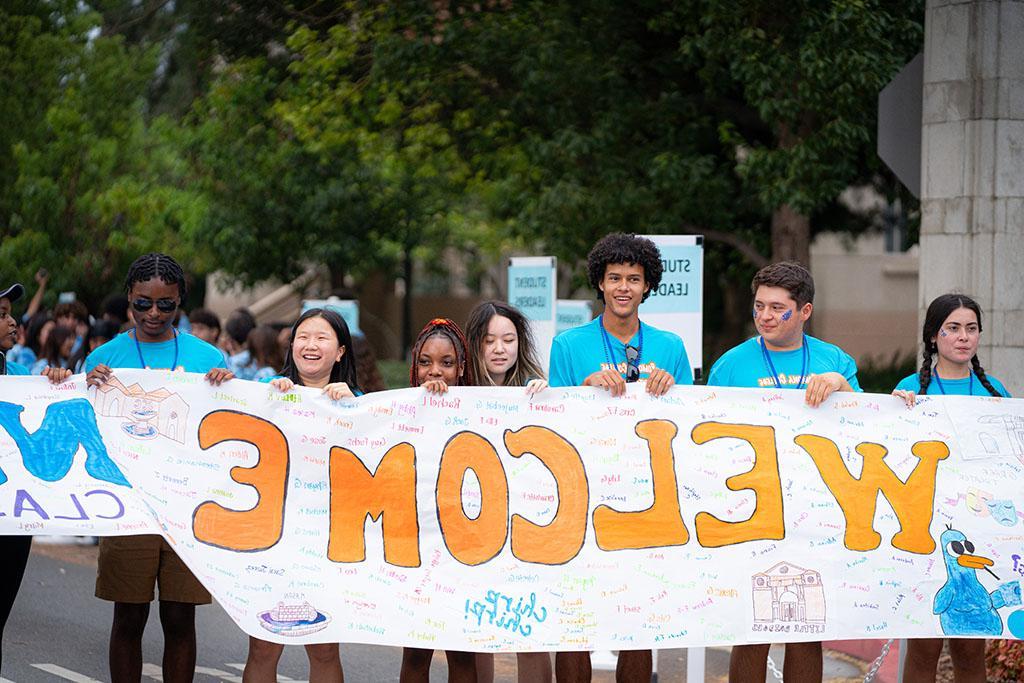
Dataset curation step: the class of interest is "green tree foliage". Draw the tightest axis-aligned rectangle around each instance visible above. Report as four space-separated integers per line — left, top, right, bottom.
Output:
0 0 924 340
1 3 207 308
675 0 924 264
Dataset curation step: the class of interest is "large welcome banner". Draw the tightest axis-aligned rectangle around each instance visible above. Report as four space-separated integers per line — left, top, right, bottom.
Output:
2 371 1023 650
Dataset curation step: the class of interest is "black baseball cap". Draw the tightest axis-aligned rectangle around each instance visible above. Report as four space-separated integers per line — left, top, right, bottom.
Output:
0 283 25 304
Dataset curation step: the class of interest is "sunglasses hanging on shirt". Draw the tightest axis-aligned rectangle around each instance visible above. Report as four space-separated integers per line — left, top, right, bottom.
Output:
624 344 640 383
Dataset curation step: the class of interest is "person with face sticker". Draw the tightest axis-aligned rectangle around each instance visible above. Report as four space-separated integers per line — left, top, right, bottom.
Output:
400 318 478 683
891 293 1009 683
244 308 359 683
85 253 233 683
707 261 860 683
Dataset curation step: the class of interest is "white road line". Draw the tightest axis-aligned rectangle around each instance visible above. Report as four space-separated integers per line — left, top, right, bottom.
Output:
225 663 301 681
2 676 17 683
30 664 103 683
142 662 164 681
193 666 243 682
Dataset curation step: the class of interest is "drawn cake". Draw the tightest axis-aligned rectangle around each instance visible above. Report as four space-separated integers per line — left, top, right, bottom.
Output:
258 601 331 636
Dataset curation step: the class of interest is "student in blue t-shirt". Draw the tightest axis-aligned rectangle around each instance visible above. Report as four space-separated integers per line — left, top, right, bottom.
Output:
550 233 693 395
84 254 233 683
891 293 1009 683
707 261 861 683
548 232 692 683
1 281 73 671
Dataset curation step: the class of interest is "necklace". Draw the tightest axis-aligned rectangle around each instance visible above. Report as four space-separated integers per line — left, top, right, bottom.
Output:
932 369 973 395
133 328 179 370
599 315 643 377
759 334 810 389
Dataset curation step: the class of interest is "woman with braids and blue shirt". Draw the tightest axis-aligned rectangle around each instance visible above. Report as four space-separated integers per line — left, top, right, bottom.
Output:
85 253 233 683
892 294 1009 683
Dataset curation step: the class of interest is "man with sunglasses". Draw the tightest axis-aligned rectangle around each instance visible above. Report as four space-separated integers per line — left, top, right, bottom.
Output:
548 233 692 683
85 253 233 683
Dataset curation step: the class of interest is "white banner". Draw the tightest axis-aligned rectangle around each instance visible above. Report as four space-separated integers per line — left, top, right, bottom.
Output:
1 372 1023 650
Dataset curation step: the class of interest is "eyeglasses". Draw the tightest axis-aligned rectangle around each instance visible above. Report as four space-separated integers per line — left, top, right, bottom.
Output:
625 344 640 383
132 298 178 313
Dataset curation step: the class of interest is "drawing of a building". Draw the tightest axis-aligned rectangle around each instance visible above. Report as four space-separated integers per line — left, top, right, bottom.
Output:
94 377 189 443
751 561 826 623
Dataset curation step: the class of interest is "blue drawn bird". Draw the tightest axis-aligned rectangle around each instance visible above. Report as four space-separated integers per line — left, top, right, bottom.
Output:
934 527 1004 636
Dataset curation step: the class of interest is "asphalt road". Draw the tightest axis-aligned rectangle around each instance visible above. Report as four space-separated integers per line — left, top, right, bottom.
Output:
2 544 869 682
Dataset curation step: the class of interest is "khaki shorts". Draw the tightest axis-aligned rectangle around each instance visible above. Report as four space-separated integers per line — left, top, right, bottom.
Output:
96 535 211 605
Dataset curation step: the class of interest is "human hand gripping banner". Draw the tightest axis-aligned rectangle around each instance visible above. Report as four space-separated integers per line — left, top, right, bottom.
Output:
2 370 1023 650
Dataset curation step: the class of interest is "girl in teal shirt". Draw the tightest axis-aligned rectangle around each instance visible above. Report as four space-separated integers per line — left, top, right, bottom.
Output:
892 294 1009 683
893 293 1009 404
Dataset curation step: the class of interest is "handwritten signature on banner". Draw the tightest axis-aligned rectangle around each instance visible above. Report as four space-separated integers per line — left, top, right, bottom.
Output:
1 372 1023 650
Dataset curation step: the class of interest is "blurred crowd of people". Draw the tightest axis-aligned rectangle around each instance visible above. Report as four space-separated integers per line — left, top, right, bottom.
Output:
6 268 386 392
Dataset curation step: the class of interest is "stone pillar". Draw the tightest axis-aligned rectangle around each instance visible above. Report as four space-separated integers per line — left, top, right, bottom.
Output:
920 0 1024 394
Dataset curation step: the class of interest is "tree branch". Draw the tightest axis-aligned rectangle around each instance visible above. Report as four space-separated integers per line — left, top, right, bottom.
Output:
699 228 769 269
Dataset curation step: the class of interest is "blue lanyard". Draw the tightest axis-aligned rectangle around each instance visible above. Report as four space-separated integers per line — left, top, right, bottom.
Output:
133 328 179 370
759 334 809 389
932 370 973 395
598 315 643 375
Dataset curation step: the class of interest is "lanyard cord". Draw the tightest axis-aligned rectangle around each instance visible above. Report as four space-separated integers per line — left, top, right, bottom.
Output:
599 315 643 376
759 334 809 389
133 328 179 371
932 370 973 395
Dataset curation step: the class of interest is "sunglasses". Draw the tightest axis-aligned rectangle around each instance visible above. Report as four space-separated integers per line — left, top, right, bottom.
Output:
132 297 178 313
625 344 640 383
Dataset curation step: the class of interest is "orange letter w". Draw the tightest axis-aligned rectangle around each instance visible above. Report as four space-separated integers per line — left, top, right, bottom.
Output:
794 436 949 554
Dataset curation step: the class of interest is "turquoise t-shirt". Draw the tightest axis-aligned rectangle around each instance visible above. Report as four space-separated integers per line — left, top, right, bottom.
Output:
548 317 693 388
6 360 29 375
8 344 35 367
86 330 226 373
894 371 1010 397
707 335 861 391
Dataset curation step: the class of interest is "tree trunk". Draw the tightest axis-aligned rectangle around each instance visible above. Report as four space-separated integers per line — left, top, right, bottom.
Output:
770 203 811 266
329 266 347 295
771 120 813 267
400 247 414 360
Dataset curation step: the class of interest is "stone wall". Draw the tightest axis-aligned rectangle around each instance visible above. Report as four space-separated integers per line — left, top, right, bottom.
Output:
921 0 1024 394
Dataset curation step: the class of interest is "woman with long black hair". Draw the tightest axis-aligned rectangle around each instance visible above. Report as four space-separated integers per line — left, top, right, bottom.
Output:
244 307 359 683
893 293 1009 683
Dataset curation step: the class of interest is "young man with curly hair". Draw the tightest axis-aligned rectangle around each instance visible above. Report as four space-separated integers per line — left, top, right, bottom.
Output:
550 232 692 396
548 232 693 683
708 261 860 683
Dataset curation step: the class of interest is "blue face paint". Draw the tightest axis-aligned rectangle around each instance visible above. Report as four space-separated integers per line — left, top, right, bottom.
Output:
940 330 948 337
781 310 793 322
752 308 758 319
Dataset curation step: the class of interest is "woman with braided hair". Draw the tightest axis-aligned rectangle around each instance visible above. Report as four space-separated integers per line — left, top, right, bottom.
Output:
86 253 233 683
892 293 1009 683
408 317 475 393
400 318 477 682
893 293 1009 405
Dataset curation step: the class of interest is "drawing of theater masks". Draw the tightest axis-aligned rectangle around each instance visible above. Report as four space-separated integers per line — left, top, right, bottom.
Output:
987 499 1019 527
966 487 993 517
